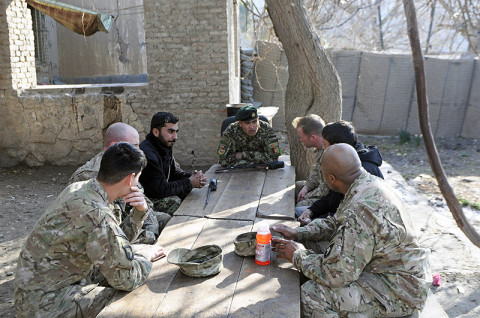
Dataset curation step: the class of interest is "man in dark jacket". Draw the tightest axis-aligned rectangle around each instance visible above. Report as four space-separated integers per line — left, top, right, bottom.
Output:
140 112 207 215
298 121 384 225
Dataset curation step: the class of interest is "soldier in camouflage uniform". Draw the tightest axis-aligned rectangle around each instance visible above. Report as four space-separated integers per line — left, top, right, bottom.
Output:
295 148 329 205
69 122 171 243
272 144 431 317
298 121 384 226
217 105 280 167
291 115 329 217
15 143 166 318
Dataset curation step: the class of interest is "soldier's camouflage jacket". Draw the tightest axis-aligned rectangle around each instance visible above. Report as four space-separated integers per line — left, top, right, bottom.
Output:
303 148 329 200
15 179 152 302
68 150 161 237
217 121 280 167
294 171 431 314
69 150 104 184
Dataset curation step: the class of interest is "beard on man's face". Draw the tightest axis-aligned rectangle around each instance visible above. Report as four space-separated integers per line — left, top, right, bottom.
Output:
157 135 175 148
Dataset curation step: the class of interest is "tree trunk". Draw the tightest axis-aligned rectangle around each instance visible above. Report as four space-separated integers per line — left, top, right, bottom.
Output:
403 0 480 248
265 0 342 180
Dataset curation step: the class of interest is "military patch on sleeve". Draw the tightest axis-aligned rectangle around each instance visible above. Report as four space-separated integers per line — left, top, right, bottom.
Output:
112 225 129 240
218 144 227 156
123 245 134 261
324 241 334 258
269 140 280 154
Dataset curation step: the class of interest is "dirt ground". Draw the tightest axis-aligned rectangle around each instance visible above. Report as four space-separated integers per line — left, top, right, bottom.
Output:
1 134 479 317
361 135 480 318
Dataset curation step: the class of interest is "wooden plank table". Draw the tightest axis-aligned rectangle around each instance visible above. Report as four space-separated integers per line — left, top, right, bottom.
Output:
257 156 295 219
98 155 299 317
175 155 295 221
228 219 301 318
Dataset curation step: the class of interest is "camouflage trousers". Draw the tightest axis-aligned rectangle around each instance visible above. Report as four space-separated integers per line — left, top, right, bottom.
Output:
15 271 115 318
300 240 380 318
301 280 416 317
154 211 172 231
300 240 414 318
151 196 182 216
295 181 329 207
301 280 383 318
135 211 172 244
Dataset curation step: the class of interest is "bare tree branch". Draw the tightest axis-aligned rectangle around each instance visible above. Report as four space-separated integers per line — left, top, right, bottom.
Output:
403 0 480 248
319 0 384 31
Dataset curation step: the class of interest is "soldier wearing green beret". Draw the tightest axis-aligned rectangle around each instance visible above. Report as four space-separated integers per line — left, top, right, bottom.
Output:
217 105 281 167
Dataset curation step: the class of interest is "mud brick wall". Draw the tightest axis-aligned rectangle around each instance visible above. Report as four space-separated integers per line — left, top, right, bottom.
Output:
0 0 36 91
0 0 237 168
140 0 235 168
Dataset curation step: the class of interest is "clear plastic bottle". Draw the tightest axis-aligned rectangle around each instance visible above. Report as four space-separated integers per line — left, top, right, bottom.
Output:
255 224 272 265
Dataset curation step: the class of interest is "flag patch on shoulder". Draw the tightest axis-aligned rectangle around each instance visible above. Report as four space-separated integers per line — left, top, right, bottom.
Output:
218 144 227 155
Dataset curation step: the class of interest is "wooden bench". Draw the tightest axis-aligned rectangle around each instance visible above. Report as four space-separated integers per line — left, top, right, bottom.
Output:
98 155 299 317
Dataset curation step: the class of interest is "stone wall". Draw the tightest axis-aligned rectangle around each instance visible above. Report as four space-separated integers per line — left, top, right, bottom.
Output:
1 0 37 167
0 0 238 168
0 1 11 91
0 85 147 167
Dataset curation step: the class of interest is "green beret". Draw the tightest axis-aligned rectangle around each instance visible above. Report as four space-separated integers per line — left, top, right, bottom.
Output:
235 105 257 121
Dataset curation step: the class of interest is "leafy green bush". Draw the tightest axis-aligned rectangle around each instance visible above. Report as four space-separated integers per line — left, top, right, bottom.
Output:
459 197 480 210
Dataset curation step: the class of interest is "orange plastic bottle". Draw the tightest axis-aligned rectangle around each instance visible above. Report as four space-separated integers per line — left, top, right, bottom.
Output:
255 224 272 265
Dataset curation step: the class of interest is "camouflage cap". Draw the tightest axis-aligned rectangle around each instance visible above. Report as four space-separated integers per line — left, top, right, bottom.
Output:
167 244 223 277
235 105 257 121
234 232 257 256
234 230 283 256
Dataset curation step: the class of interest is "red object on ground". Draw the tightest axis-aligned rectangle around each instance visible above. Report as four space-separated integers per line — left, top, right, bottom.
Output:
432 273 441 286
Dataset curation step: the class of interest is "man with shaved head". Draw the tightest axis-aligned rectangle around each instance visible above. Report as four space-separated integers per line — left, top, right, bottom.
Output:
272 144 431 317
69 122 171 244
321 142 363 193
70 122 140 183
